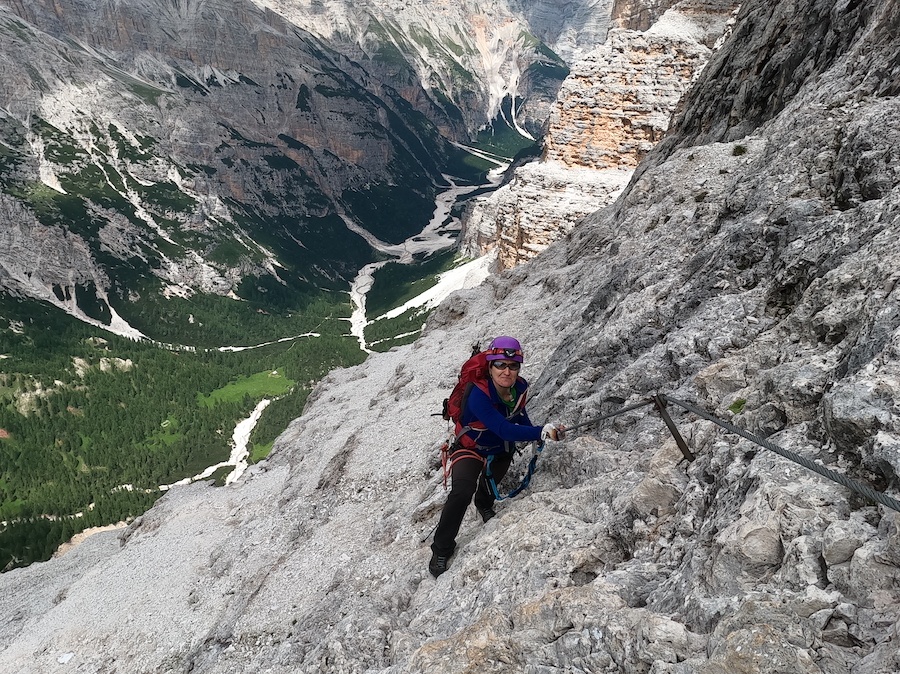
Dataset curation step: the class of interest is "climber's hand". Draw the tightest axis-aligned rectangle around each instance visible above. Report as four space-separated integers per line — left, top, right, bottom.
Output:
541 423 566 442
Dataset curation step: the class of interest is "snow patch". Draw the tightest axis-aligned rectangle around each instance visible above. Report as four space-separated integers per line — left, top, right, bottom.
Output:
376 253 495 321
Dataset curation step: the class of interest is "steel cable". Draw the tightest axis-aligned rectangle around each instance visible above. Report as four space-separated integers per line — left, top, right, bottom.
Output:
664 395 900 514
564 398 656 433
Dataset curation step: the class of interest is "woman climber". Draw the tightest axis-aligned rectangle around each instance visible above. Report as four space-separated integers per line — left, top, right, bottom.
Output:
429 335 566 577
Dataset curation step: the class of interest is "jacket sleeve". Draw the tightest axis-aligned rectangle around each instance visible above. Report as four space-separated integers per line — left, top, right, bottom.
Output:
466 387 543 443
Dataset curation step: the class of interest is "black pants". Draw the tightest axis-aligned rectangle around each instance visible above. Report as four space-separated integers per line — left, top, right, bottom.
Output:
431 450 513 557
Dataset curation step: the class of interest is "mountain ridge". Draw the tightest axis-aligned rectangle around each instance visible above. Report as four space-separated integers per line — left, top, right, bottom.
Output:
0 0 576 338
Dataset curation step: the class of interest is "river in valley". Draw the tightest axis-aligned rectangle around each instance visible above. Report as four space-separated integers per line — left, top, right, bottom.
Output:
347 168 505 352
150 163 506 491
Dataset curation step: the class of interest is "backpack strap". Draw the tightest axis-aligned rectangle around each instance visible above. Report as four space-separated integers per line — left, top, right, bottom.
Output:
453 379 491 449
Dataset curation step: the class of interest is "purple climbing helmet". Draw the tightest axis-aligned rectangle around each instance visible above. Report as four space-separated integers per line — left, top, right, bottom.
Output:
485 336 524 362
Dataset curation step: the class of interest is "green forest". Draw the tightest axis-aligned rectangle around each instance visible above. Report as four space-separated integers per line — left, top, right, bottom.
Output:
0 292 365 571
0 102 522 573
0 247 462 570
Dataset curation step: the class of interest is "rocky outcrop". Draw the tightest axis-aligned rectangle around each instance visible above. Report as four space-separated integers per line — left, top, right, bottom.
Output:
458 161 632 266
0 196 101 296
542 22 711 170
611 0 676 30
460 0 738 269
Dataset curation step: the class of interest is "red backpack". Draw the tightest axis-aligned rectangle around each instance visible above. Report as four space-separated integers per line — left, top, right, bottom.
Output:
441 347 528 450
437 348 492 481
442 348 490 427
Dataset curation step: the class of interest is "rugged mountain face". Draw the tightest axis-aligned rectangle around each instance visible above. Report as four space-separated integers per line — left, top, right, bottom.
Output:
459 0 737 269
0 0 429 326
612 0 678 30
544 0 736 170
514 0 615 62
457 160 633 267
250 0 594 134
1 0 898 672
0 0 577 336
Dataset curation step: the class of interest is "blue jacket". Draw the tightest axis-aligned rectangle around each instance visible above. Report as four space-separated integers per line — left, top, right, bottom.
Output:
460 377 543 455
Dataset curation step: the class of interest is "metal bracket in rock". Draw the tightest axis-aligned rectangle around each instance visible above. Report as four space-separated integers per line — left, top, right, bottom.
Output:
567 393 900 514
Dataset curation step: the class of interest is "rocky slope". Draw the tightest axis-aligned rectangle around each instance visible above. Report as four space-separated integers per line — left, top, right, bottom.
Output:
1 0 900 673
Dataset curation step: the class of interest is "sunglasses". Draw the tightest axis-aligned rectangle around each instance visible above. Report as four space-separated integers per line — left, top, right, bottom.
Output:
490 361 521 371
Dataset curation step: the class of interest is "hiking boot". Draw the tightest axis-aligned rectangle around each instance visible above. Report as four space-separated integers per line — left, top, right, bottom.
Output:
478 507 496 523
429 553 450 577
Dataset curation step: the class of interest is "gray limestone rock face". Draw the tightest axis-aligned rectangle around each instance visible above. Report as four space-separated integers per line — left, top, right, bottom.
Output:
0 197 101 295
515 0 615 61
0 0 570 313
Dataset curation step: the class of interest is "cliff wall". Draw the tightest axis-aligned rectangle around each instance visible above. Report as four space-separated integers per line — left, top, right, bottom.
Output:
460 0 738 269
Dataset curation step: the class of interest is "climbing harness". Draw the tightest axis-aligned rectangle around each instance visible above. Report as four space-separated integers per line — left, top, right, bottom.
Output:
439 425 544 500
484 442 545 501
439 432 485 489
